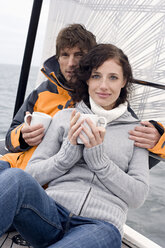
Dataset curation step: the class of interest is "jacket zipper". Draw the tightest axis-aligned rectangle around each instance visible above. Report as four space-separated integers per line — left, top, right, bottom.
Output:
78 173 95 216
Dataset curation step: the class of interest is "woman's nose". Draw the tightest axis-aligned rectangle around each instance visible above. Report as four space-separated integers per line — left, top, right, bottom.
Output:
100 78 108 89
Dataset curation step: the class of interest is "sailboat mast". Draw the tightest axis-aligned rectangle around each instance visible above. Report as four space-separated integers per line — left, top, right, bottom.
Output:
13 0 43 117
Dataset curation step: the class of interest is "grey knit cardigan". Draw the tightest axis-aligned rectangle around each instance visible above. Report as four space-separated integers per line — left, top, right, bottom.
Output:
26 101 149 236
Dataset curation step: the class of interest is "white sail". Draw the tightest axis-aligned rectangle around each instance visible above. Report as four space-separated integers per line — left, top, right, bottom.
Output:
39 0 165 124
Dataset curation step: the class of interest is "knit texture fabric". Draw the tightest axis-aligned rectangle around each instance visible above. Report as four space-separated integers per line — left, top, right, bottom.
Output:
26 101 149 236
89 96 128 123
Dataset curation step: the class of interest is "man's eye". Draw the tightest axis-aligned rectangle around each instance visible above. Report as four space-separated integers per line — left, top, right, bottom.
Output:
61 53 68 57
75 53 83 57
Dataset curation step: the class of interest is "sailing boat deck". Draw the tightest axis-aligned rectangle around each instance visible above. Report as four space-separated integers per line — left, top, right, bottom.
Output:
0 231 130 248
0 228 162 248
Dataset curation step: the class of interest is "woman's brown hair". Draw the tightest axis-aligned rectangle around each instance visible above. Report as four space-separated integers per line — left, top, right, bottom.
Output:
70 43 133 108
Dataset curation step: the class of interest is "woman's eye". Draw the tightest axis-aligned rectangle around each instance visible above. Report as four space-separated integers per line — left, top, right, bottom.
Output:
110 75 118 80
91 74 100 79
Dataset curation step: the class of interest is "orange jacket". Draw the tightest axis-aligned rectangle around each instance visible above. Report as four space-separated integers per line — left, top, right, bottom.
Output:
1 56 73 169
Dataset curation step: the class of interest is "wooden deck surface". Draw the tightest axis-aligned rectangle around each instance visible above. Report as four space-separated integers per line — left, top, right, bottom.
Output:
0 232 31 248
0 232 129 248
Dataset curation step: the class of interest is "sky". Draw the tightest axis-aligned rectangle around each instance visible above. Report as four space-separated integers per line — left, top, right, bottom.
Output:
0 0 50 66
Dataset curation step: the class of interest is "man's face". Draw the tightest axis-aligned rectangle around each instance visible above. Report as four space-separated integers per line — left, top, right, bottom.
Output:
58 46 86 82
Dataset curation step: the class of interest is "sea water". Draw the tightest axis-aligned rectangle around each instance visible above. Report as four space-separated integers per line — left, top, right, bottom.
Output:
0 64 165 247
0 64 39 138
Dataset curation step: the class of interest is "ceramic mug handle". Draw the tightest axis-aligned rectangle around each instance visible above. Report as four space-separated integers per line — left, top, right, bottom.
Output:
24 113 32 125
97 116 107 128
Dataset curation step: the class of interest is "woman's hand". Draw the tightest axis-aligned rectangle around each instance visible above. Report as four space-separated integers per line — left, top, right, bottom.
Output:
79 118 106 148
68 110 84 145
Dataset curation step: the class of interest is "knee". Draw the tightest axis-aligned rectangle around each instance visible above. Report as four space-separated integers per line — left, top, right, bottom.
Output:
0 160 10 171
2 168 32 189
0 168 30 199
6 167 26 179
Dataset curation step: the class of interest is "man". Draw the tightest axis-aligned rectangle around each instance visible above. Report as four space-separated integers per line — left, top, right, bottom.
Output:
0 23 97 170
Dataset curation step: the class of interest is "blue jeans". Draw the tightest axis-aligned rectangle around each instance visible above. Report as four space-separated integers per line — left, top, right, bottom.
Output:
0 160 10 172
0 167 121 248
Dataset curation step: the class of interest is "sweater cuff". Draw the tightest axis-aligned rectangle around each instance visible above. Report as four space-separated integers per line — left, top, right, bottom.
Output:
19 129 31 150
57 137 83 167
10 123 25 150
83 143 108 171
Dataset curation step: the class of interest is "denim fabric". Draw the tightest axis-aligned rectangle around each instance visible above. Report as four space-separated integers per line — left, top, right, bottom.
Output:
49 216 121 248
0 160 15 233
0 160 10 172
0 168 121 248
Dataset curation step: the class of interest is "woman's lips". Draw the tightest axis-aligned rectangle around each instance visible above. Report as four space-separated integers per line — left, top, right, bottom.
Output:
97 93 110 98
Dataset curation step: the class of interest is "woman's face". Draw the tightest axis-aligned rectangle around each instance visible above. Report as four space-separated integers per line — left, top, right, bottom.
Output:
87 59 126 110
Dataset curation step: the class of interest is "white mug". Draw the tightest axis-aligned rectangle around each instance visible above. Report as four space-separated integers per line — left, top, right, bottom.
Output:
24 112 52 133
77 114 107 144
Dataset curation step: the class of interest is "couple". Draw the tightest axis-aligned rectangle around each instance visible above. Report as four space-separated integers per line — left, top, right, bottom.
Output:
0 24 163 172
0 24 163 247
0 42 149 247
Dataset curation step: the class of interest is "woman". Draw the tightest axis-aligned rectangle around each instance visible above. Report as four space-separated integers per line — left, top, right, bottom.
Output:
0 44 149 248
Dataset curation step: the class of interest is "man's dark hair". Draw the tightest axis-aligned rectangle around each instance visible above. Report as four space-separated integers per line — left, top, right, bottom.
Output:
70 43 133 108
56 24 97 58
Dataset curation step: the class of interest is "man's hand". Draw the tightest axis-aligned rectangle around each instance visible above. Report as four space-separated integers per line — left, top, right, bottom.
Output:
21 112 45 147
129 121 161 149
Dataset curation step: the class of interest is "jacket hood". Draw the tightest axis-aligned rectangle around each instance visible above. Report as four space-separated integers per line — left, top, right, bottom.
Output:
42 55 60 75
41 55 73 92
76 101 140 125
